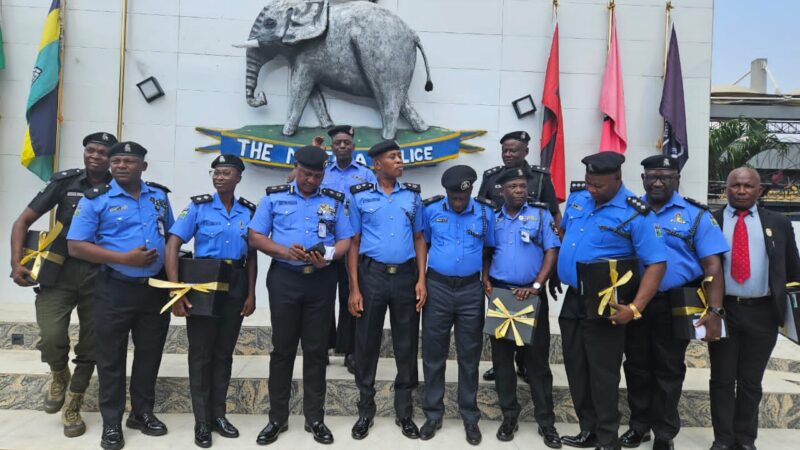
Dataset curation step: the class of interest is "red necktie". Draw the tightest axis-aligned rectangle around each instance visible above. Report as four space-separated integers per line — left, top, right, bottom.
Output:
731 209 751 284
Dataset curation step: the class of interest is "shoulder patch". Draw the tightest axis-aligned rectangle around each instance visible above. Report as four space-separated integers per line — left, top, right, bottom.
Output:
84 184 110 199
350 182 374 194
483 166 503 177
191 194 214 205
403 182 421 193
51 168 84 181
238 197 256 212
627 196 652 215
423 195 444 207
570 181 587 192
321 188 345 202
530 165 550 174
527 200 550 209
145 181 171 193
266 184 291 195
683 196 709 210
475 196 496 209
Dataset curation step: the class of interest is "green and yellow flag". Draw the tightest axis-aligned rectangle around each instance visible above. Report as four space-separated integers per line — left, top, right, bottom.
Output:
21 0 62 181
0 22 6 70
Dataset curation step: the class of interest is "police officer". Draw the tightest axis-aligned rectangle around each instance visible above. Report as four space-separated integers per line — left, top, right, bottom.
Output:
482 168 562 448
419 165 495 445
67 141 174 450
165 154 258 448
619 155 728 450
321 125 376 373
249 146 353 446
557 152 667 450
9 132 116 437
478 130 561 382
347 139 427 440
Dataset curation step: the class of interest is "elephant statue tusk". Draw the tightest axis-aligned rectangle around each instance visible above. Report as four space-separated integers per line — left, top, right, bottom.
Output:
233 40 260 49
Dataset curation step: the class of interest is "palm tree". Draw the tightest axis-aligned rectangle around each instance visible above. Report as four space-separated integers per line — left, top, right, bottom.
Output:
708 118 788 181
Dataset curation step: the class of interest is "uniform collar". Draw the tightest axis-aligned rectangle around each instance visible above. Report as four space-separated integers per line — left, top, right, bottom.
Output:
642 191 685 213
289 181 321 198
328 159 358 173
211 193 246 214
442 197 475 215
725 203 757 217
108 179 151 198
78 170 112 188
501 201 529 219
600 183 631 210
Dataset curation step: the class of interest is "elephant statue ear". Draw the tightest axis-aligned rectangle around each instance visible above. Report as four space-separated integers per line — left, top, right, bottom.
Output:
282 0 329 45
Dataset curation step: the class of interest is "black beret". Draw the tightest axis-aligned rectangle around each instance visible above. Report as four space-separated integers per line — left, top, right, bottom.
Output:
327 125 355 138
641 154 679 171
368 139 401 157
496 167 528 185
211 154 245 172
500 131 531 144
294 145 328 170
441 165 477 192
108 141 147 158
582 152 625 174
82 132 118 148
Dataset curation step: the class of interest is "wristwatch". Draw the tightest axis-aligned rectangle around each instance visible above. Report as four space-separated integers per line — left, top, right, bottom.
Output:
628 303 643 320
710 306 726 318
532 282 542 290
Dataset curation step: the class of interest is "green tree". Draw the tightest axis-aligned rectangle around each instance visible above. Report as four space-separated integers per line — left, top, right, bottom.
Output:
708 118 788 181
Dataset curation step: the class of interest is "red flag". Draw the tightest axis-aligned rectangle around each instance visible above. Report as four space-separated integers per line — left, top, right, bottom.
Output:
599 10 627 154
540 24 566 202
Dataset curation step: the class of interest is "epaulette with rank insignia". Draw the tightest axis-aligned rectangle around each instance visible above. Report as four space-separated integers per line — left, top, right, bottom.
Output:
238 197 256 212
350 182 374 194
475 196 496 209
51 168 84 181
483 166 503 177
84 184 111 199
570 181 586 192
191 194 214 204
626 196 651 215
423 195 444 207
402 182 421 193
266 184 291 195
145 181 171 193
683 196 709 210
527 200 550 209
530 165 550 174
321 188 345 202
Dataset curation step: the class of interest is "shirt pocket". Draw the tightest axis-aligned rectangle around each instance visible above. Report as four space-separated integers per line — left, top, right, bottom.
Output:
198 221 225 239
272 203 299 230
360 201 385 225
431 220 450 246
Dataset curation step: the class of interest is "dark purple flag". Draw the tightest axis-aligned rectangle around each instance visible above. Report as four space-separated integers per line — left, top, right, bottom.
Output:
660 26 688 170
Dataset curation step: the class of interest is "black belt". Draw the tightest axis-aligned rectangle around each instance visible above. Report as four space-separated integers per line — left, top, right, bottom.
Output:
273 260 328 275
99 265 153 285
427 269 480 289
725 294 771 305
489 277 532 290
197 256 246 268
360 255 415 275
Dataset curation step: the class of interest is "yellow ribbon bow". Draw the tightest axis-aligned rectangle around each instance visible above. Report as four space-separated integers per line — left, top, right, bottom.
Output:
671 276 713 318
486 297 536 346
20 221 65 280
596 259 633 316
148 278 229 314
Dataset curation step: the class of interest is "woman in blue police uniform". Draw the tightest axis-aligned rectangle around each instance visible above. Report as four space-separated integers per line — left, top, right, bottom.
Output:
249 146 353 446
165 154 257 448
67 141 174 450
482 168 562 448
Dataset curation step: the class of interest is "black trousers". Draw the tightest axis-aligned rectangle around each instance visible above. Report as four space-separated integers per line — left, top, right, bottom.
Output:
623 292 690 440
709 297 778 447
559 287 626 446
93 269 170 425
354 259 419 418
267 263 336 424
186 266 246 423
332 260 355 354
421 276 483 424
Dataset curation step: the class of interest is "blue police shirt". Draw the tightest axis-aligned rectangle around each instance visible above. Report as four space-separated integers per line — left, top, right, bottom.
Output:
489 202 561 286
350 181 424 264
248 182 353 265
558 183 667 289
67 179 175 277
424 197 496 277
321 160 377 194
169 194 252 260
644 192 729 291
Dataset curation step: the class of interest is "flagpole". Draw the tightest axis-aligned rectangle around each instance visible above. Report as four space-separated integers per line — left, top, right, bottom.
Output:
552 0 558 20
51 0 66 228
116 0 128 138
607 0 615 50
663 1 673 77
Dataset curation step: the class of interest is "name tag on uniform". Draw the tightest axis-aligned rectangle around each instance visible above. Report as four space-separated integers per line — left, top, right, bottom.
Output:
318 222 327 238
520 229 531 243
66 191 84 197
157 219 165 237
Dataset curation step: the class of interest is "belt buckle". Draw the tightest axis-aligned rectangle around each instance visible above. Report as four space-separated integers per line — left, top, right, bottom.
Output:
387 265 398 275
302 266 314 275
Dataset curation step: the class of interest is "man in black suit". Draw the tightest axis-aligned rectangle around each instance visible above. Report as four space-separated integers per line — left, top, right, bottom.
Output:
710 167 800 450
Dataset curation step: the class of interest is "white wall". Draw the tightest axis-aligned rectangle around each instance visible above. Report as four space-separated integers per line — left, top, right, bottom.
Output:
0 0 713 302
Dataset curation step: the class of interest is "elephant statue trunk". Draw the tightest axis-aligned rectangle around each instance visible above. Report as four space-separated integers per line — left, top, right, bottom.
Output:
244 46 274 108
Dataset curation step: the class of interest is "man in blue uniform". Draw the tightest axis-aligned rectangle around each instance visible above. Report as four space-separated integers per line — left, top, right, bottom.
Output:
67 141 175 450
483 167 562 448
620 155 728 450
249 146 353 446
321 125 376 373
557 152 667 450
419 165 495 445
347 139 427 440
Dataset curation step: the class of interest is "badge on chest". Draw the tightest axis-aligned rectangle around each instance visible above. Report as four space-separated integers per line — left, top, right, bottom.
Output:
521 229 531 243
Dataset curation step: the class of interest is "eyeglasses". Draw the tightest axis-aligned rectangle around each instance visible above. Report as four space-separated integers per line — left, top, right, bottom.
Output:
643 174 677 184
209 169 237 179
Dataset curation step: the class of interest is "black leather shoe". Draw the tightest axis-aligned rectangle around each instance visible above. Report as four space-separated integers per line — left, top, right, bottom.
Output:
304 421 333 444
256 421 287 445
483 367 496 381
465 423 482 445
561 431 598 448
101 423 124 450
597 445 622 450
351 416 373 440
736 445 757 450
126 412 168 436
496 417 518 442
345 354 356 375
211 417 239 438
653 439 674 450
194 422 211 448
620 429 651 448
709 444 734 450
419 419 442 440
395 417 419 439
539 426 562 448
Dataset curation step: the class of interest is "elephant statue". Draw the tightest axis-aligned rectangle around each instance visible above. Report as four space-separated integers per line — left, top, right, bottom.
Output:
238 0 434 139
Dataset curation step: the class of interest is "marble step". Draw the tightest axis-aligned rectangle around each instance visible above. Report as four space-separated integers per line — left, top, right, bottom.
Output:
2 349 800 429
